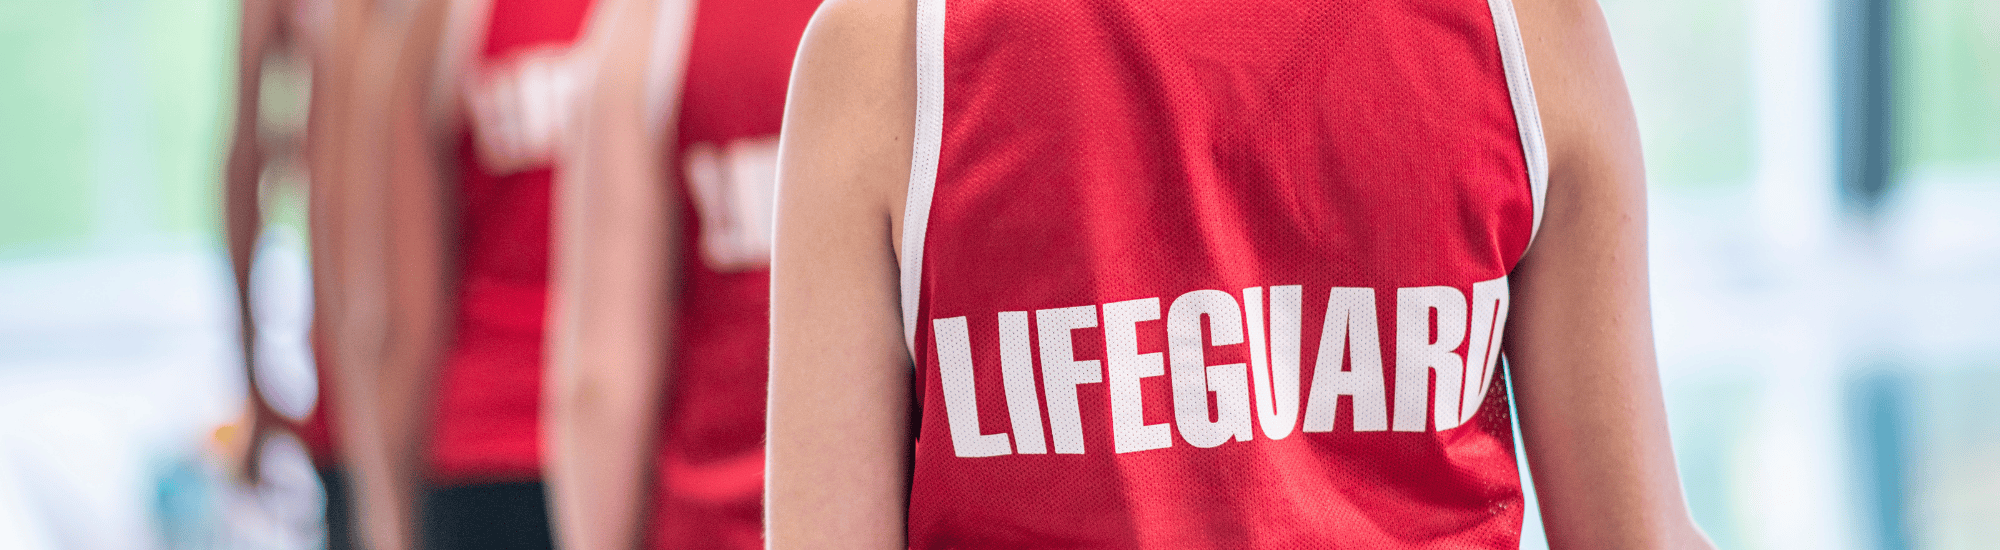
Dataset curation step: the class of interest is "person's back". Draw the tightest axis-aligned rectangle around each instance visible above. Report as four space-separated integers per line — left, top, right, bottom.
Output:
766 0 1713 547
898 0 1538 546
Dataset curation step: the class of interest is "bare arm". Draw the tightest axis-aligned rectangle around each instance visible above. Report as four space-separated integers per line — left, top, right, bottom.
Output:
540 0 689 548
302 0 369 450
1506 0 1712 548
330 2 457 549
764 0 916 547
225 0 286 483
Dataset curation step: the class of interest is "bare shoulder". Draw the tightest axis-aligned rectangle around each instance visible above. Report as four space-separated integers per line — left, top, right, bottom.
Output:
1507 0 1640 174
790 0 915 127
802 0 915 48
782 0 917 245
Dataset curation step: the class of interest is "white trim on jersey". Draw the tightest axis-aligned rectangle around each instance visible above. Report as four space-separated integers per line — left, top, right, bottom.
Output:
900 0 948 357
1488 0 1550 251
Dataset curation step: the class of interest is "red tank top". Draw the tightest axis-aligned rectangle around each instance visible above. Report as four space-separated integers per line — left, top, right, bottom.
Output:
643 0 820 546
900 0 1549 547
428 0 595 484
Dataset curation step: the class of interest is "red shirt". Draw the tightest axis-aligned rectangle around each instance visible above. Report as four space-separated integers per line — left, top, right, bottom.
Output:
428 0 595 484
643 0 821 546
901 0 1548 546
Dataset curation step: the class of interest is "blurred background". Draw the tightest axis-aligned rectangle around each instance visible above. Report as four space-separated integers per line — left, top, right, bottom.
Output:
0 0 1993 548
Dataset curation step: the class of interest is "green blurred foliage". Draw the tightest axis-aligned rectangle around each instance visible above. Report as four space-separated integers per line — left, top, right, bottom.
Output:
0 0 231 258
1900 0 2000 172
142 0 233 242
0 1 99 255
1601 0 1758 189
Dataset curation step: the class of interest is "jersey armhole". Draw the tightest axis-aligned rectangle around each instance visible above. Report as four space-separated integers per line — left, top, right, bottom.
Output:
1488 0 1550 255
899 0 947 358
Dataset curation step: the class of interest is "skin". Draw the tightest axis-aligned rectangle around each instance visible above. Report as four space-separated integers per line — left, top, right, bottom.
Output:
542 0 690 548
765 0 916 546
223 0 292 484
764 0 1714 547
1503 0 1713 547
328 1 458 549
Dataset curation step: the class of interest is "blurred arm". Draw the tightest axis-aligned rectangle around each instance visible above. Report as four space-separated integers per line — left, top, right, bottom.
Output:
764 0 916 547
224 0 286 482
227 0 284 286
302 0 368 453
227 0 283 362
540 0 688 548
329 2 457 549
1505 0 1713 548
225 0 298 488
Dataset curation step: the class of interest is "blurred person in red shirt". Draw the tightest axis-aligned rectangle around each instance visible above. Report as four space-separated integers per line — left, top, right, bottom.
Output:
540 0 819 548
316 0 587 548
316 0 814 548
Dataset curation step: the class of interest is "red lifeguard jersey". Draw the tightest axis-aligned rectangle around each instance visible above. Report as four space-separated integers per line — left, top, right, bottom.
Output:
898 0 1549 546
644 0 822 546
429 0 595 484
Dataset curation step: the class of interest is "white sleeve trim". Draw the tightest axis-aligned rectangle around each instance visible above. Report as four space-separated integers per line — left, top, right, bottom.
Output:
900 0 947 357
1488 0 1549 251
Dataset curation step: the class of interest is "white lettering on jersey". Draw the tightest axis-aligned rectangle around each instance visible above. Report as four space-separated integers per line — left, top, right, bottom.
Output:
1301 287 1389 432
1247 286 1304 440
997 311 1047 454
1168 290 1254 448
1248 286 1312 442
1462 277 1510 425
683 136 779 272
1242 288 1271 437
1036 305 1101 454
1393 286 1469 432
1104 297 1171 453
935 316 1013 458
934 276 1511 457
466 47 580 175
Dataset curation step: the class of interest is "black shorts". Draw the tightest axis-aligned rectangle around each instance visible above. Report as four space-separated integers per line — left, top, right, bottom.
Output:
319 467 355 550
421 481 555 550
